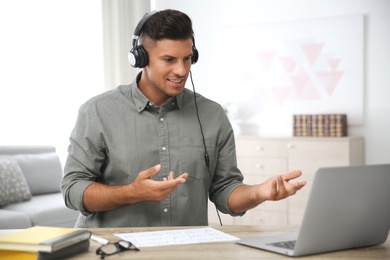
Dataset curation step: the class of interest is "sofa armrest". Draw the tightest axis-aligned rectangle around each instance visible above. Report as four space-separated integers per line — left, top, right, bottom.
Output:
0 146 55 155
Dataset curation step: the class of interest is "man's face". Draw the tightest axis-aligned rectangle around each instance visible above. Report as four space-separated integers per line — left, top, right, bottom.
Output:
141 38 193 106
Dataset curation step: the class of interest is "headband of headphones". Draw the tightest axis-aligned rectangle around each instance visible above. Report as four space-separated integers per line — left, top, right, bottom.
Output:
131 11 156 49
128 11 199 68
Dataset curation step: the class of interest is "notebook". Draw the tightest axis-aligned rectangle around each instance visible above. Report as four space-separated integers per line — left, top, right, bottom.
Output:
237 164 390 257
0 226 91 253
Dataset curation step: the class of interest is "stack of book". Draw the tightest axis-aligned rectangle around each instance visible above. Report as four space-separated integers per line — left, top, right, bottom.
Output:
0 226 91 259
293 114 348 137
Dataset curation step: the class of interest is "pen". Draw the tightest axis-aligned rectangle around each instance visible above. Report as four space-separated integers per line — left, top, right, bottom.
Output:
91 235 109 245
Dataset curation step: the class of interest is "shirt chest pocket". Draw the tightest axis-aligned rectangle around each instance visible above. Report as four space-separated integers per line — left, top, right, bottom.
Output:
178 136 215 181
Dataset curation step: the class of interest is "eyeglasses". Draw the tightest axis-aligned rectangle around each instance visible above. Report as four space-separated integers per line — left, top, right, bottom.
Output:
96 240 139 259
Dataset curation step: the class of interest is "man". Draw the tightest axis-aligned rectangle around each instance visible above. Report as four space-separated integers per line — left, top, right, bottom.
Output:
61 9 306 228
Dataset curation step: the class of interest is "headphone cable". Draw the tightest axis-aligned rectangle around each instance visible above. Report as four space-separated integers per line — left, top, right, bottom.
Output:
189 70 223 226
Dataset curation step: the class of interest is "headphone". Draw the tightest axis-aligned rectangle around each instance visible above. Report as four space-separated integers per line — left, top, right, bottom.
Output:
128 11 199 68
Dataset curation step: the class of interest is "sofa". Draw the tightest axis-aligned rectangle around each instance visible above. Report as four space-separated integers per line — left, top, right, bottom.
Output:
0 146 78 229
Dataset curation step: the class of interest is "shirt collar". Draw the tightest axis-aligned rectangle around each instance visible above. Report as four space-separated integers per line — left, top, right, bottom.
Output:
131 72 184 112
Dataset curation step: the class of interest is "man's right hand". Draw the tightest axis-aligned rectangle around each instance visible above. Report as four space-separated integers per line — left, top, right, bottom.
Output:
83 164 188 212
128 164 188 203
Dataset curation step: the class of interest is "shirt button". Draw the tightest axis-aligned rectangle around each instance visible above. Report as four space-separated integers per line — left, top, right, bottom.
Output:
160 117 164 122
163 208 168 213
162 146 167 151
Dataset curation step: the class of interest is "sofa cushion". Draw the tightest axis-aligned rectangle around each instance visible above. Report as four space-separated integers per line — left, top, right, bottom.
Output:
0 159 32 206
4 153 63 195
2 193 78 228
0 209 32 228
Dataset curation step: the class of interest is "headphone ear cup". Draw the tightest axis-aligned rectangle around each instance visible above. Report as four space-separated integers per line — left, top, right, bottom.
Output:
192 46 199 64
128 48 137 67
128 46 149 68
137 46 149 68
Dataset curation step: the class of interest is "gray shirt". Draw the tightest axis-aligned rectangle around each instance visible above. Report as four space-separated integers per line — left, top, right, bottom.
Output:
61 74 244 227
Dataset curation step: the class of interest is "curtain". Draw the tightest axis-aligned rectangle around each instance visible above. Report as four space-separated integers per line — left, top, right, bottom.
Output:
102 0 151 90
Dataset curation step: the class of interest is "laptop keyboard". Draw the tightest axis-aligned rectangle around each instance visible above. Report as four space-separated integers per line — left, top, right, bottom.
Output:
267 240 296 250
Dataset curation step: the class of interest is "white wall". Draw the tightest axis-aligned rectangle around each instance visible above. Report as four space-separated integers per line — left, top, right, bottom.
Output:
153 0 390 164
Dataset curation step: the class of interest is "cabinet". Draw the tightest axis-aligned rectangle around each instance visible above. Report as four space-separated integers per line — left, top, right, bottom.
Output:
285 137 364 225
207 136 364 226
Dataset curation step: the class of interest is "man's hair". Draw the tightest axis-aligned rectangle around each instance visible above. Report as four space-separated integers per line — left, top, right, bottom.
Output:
140 9 194 42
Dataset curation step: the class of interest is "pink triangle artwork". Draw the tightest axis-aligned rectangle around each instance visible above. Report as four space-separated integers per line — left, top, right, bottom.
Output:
211 14 364 126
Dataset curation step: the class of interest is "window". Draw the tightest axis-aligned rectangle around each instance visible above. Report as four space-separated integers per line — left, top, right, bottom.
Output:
0 0 104 163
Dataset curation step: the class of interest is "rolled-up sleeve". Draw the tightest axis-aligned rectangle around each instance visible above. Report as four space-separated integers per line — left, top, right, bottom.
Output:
61 100 107 215
207 104 245 216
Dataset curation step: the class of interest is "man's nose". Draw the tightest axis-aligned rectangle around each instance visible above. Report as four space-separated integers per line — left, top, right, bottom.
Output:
173 61 187 76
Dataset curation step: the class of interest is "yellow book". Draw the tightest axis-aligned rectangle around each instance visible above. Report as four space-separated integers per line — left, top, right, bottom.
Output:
0 250 37 260
0 226 91 253
0 239 90 259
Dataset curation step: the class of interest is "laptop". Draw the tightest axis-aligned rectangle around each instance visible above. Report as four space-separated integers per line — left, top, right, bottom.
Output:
237 164 390 257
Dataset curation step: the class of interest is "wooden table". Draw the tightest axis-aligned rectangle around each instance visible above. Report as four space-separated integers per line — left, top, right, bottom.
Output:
74 225 390 259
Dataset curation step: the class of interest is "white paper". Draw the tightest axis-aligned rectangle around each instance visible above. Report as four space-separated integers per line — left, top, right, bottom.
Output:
115 227 239 248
